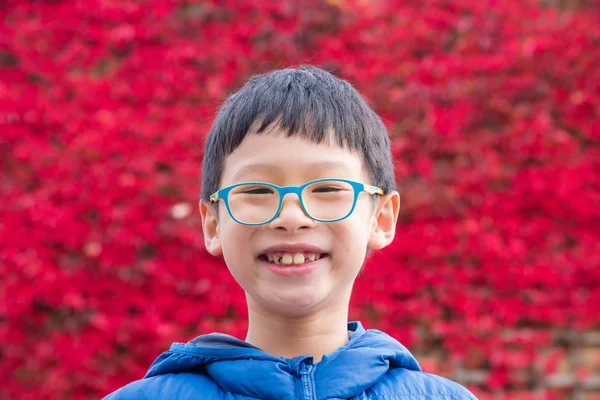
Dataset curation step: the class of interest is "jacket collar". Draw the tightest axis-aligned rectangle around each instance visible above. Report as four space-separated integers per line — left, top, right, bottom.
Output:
145 321 421 400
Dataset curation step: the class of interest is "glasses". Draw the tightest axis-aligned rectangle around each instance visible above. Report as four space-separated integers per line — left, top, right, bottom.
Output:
210 178 384 226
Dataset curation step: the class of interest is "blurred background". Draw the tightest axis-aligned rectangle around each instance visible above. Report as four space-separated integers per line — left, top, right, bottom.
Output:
1 0 599 399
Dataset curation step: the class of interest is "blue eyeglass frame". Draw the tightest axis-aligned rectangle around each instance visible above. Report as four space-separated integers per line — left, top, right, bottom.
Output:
209 178 384 226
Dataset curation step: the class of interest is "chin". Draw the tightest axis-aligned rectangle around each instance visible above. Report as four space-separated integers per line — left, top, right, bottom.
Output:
259 287 329 315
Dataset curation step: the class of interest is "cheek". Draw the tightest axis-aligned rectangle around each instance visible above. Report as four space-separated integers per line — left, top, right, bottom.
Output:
351 201 375 233
333 212 372 255
220 224 256 288
220 223 252 262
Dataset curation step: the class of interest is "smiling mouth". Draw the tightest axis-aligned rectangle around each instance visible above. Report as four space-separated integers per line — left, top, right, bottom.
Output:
258 252 329 266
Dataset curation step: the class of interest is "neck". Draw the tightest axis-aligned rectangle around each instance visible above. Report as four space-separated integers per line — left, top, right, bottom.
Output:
244 298 350 363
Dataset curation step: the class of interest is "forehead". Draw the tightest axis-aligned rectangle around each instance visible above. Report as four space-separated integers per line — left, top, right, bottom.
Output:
220 132 367 185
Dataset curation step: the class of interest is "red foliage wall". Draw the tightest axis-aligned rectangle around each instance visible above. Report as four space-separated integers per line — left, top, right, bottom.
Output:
1 1 599 399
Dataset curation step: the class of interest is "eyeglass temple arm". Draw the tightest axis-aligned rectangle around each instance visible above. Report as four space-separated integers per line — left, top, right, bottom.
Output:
364 185 384 195
210 193 219 202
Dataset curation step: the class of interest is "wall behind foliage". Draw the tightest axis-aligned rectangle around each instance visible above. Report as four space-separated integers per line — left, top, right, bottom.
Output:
1 0 599 399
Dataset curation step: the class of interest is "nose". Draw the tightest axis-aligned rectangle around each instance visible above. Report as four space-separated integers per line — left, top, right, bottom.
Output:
268 193 315 232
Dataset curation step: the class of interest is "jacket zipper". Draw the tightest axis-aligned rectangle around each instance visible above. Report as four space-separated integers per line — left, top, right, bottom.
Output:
300 360 316 400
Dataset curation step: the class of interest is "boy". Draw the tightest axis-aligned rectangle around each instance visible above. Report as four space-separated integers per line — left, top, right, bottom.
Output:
104 66 477 399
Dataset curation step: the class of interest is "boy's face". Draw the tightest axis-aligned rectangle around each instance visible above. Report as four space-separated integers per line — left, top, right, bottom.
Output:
199 128 400 317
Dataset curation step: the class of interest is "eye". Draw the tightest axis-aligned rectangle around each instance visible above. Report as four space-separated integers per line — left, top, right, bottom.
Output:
312 186 346 193
241 187 274 195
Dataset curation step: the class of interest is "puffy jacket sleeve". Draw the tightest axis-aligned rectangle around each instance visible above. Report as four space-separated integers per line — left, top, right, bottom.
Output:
102 379 148 400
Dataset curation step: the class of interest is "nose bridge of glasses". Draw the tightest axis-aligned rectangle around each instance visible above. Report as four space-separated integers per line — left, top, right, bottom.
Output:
279 186 302 204
278 185 302 198
277 186 309 216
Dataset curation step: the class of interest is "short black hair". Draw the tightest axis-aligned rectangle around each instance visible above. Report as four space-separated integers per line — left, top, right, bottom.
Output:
200 65 396 202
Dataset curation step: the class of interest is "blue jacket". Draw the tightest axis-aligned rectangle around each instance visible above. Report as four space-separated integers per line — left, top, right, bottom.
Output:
104 321 477 399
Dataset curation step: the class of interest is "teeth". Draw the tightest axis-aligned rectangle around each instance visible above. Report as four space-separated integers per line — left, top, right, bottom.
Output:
293 253 305 264
262 252 322 265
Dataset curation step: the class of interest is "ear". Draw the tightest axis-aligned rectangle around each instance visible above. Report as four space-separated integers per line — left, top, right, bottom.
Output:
368 191 400 250
199 201 223 256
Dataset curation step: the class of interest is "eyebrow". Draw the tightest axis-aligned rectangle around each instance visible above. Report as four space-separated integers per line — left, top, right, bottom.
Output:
232 161 352 181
